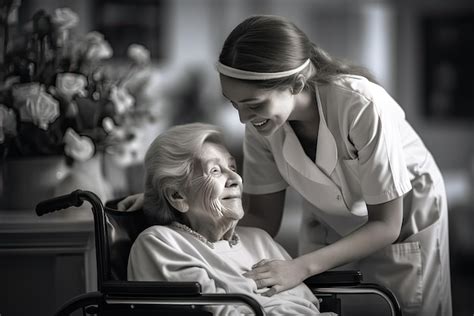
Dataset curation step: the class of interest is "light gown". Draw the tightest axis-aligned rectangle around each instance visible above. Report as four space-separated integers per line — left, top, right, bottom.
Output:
128 225 334 315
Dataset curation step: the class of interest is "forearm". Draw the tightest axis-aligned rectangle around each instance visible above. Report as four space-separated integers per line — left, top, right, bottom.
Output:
297 197 403 277
297 219 399 276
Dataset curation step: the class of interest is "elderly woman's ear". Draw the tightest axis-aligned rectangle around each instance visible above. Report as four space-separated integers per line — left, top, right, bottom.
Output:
165 189 189 213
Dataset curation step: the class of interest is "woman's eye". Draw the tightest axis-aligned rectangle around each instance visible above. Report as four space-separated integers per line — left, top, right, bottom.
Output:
210 166 221 175
247 103 262 110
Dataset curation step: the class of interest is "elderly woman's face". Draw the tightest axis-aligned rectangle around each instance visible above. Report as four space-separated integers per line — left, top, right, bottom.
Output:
185 142 244 225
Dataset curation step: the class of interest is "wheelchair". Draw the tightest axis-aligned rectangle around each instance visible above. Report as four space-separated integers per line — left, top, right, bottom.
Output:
36 190 402 315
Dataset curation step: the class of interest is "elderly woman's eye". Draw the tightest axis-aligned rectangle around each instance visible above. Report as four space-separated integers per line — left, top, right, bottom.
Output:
210 166 221 175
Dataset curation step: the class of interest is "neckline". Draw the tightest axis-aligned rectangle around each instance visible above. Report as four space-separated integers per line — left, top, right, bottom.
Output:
170 221 240 249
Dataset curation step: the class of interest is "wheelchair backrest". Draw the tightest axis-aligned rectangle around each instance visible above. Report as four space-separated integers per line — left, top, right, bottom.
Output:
104 203 150 281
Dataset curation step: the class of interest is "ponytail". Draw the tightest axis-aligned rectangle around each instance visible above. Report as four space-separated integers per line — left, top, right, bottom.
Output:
309 44 378 84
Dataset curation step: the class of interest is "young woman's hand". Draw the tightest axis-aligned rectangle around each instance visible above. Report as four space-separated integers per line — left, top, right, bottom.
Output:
243 258 308 296
117 193 144 211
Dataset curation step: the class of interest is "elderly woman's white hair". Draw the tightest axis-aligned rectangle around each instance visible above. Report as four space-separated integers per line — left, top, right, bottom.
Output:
143 123 225 225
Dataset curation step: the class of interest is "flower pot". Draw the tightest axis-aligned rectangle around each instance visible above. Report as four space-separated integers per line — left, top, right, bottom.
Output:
0 156 69 210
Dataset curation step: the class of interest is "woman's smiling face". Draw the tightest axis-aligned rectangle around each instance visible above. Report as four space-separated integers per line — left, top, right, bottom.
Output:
183 141 244 232
220 75 296 136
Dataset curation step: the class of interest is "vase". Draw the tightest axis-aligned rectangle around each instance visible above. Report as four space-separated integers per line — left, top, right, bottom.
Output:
53 153 113 204
0 156 69 210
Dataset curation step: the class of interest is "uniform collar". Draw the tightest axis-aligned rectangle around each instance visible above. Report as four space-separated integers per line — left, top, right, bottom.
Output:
281 84 338 181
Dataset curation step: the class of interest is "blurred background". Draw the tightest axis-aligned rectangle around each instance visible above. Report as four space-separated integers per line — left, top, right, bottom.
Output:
0 0 473 315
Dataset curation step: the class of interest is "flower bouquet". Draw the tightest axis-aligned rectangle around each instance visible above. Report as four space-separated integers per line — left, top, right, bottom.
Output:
0 2 153 207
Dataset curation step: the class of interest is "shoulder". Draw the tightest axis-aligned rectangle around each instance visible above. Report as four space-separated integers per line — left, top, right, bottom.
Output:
327 74 386 103
320 75 403 124
134 225 187 247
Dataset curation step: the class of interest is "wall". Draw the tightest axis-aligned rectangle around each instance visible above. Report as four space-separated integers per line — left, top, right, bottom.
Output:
396 0 474 170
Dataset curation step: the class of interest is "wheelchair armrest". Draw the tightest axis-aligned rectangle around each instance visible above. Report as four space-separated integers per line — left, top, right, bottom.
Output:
304 270 362 287
102 280 202 297
101 281 265 316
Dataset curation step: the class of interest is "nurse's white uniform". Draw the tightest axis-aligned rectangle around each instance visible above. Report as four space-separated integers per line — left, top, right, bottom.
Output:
242 75 452 316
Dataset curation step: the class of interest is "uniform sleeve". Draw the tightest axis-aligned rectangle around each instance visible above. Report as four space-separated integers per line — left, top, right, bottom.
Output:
243 124 288 194
348 85 412 205
127 231 247 316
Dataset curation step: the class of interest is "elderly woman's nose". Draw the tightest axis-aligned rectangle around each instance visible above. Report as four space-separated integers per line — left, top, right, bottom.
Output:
225 169 242 187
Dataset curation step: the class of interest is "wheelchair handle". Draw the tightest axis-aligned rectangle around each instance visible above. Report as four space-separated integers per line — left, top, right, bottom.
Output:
36 190 84 216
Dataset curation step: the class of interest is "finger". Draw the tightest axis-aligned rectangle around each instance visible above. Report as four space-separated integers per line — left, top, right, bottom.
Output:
117 199 132 211
243 271 272 281
128 199 142 212
252 259 270 269
247 265 271 276
261 285 282 297
254 278 275 289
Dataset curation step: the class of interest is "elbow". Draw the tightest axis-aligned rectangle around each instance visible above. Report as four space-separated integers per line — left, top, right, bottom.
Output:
385 219 402 244
388 225 401 244
371 219 401 246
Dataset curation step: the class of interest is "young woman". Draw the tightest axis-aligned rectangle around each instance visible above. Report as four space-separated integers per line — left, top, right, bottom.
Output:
121 15 451 316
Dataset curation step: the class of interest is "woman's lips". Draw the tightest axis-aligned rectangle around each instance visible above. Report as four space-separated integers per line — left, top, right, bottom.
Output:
252 119 268 127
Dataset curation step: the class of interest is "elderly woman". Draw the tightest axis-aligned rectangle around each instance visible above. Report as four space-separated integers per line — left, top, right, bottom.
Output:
127 123 326 315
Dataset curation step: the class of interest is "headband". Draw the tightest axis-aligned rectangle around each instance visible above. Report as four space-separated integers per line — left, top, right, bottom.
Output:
216 59 311 80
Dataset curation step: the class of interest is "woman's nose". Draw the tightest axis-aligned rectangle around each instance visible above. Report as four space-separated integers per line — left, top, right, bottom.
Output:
237 106 252 124
225 169 242 187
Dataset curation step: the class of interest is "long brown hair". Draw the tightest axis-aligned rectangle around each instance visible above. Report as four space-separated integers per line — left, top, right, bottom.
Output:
219 15 377 90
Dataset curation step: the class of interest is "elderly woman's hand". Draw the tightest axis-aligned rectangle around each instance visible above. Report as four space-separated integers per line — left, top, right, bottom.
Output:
117 193 144 211
243 258 308 296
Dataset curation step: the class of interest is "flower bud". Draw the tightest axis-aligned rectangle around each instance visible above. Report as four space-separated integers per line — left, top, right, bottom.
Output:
127 44 150 65
64 128 95 162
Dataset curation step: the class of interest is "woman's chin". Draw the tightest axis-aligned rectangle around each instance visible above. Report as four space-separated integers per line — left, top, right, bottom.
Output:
221 201 244 220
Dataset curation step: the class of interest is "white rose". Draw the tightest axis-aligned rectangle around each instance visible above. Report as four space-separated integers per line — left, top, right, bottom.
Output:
127 44 150 65
19 89 60 130
86 40 113 61
51 8 79 30
56 73 87 100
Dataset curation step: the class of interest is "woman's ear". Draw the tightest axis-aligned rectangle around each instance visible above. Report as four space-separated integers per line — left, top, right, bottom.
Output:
291 74 306 95
165 189 189 213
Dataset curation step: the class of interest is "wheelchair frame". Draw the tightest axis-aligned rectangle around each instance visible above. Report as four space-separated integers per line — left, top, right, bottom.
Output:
36 190 402 316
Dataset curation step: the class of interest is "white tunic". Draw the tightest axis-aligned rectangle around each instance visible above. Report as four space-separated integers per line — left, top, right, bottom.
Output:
128 225 321 315
242 75 451 316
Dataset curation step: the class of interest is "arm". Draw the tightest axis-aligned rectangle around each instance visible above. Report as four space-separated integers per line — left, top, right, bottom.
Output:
238 190 286 238
297 196 403 276
246 196 403 295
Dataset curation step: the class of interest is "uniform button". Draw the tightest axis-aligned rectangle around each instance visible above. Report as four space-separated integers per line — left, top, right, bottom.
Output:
336 195 341 200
